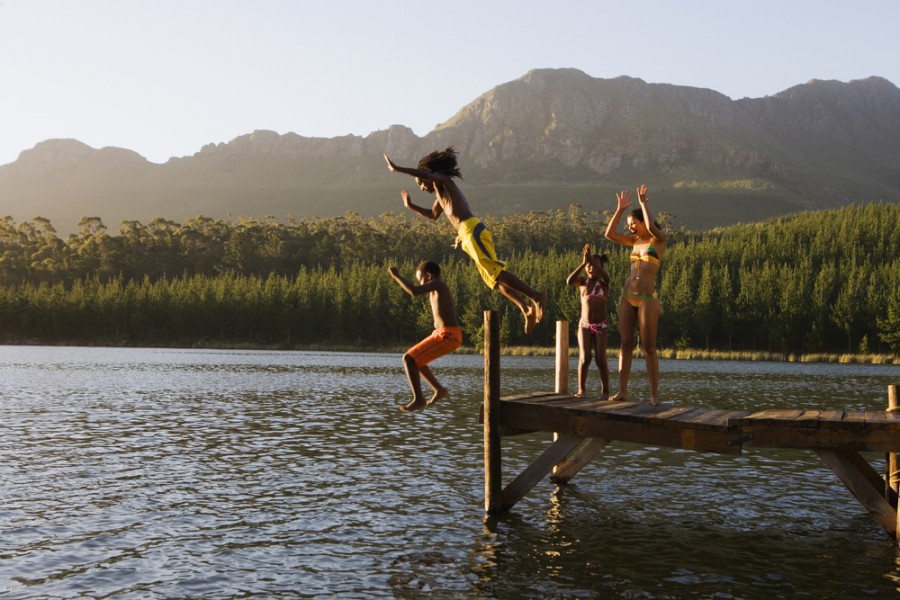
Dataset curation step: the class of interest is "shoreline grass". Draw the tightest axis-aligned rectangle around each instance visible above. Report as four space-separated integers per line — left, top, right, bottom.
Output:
1 338 896 365
481 346 898 365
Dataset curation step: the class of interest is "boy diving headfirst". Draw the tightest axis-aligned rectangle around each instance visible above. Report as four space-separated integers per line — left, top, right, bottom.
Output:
385 147 547 333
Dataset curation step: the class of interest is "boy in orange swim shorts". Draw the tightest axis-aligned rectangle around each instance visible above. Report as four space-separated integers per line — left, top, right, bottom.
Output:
388 260 462 412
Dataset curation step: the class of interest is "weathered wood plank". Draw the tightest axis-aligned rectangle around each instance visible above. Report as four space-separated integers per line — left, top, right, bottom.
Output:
561 396 612 410
661 407 747 432
660 407 714 423
500 402 744 455
739 426 900 452
701 409 752 427
866 411 888 425
497 392 900 455
843 411 867 424
591 403 669 421
679 408 733 425
590 401 642 413
797 409 822 419
819 409 846 422
653 406 702 421
573 398 623 411
501 391 558 402
741 409 806 422
512 393 577 406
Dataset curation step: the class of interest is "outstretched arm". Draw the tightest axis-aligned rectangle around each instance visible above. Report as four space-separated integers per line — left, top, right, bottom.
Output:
388 266 417 297
400 190 443 221
385 153 448 220
388 266 438 297
637 184 667 242
604 190 636 246
384 153 451 186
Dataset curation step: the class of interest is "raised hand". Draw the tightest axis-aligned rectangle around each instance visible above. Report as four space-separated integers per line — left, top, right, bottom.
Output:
616 189 632 211
637 184 648 204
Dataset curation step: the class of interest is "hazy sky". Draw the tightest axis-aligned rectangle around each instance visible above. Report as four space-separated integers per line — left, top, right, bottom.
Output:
1 0 897 166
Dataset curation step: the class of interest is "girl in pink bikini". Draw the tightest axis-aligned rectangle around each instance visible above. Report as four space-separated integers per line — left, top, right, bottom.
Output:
566 243 611 399
604 185 667 405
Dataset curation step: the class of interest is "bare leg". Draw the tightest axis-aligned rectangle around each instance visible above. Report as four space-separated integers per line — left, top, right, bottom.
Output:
496 279 537 333
612 298 636 401
419 365 450 406
638 299 661 405
496 271 547 332
576 325 591 397
400 353 427 412
594 331 610 401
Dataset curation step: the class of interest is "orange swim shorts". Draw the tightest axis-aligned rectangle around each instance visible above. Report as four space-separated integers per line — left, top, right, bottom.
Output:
407 326 463 367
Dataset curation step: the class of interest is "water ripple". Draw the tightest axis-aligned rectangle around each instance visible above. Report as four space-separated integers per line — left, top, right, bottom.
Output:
1 346 899 597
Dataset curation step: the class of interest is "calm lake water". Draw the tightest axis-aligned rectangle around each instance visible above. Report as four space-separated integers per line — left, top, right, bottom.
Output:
1 345 899 599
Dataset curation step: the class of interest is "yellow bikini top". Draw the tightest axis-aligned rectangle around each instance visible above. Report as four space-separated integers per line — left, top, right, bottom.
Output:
630 243 661 266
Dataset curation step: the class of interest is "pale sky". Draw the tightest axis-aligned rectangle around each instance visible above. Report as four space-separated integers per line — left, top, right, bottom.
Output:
1 0 897 166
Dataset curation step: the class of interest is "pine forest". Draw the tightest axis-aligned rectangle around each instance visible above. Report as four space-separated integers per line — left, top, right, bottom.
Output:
0 203 897 358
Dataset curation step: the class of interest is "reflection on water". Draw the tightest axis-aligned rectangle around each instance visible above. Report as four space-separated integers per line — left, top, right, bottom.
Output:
0 345 898 598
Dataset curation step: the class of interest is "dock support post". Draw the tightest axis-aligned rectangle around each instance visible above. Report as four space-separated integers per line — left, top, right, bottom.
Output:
890 384 899 541
555 320 569 394
887 386 899 501
483 310 503 514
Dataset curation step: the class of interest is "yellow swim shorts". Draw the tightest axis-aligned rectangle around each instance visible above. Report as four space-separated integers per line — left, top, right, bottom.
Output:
456 217 506 289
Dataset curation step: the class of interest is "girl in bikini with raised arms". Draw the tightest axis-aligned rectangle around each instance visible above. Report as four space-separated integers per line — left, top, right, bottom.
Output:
604 185 667 405
566 243 611 399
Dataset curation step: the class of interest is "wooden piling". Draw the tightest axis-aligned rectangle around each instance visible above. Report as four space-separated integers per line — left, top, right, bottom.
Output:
887 386 899 500
483 310 502 514
890 384 899 541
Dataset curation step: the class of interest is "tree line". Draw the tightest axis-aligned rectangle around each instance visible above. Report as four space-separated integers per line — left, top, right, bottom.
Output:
0 203 897 354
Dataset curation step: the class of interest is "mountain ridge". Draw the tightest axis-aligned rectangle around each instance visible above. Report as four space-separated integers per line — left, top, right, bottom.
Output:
1 69 897 234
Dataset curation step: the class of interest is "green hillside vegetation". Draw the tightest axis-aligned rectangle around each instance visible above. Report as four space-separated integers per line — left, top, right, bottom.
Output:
0 203 897 360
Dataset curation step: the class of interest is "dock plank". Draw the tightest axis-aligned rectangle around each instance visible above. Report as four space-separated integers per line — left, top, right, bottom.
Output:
498 392 900 454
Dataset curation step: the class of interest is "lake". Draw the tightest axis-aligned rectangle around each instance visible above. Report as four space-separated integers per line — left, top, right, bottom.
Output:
1 345 899 598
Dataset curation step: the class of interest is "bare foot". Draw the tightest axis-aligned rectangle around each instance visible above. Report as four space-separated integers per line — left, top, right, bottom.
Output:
599 393 609 402
426 387 449 407
650 394 660 406
610 392 628 402
400 398 427 412
574 391 585 398
524 305 537 333
534 293 547 323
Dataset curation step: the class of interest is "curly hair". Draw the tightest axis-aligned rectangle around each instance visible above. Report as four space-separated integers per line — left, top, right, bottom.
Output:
416 260 441 278
417 147 463 179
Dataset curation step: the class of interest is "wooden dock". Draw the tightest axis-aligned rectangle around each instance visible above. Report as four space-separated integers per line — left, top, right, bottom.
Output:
480 312 900 539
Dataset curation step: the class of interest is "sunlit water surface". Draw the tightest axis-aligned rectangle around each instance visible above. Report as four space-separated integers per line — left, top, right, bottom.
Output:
1 346 899 598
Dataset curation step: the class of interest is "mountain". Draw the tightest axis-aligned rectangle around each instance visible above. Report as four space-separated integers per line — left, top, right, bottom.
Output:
1 69 898 234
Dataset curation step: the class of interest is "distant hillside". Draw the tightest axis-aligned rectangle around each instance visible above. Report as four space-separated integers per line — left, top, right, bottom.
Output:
1 69 898 234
